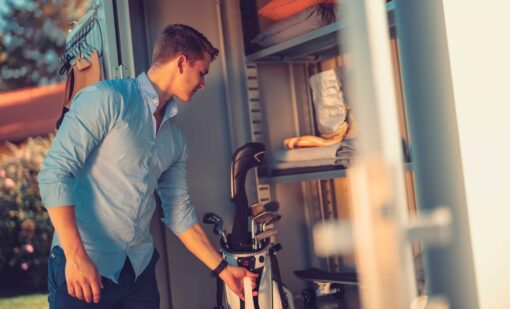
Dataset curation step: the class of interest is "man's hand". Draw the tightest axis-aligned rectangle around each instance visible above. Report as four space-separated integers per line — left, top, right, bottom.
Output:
46 206 103 303
219 265 258 301
65 252 103 304
177 224 258 300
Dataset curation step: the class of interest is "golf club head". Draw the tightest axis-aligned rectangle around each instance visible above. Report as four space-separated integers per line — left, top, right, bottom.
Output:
264 201 280 213
250 202 264 216
255 229 278 240
203 212 222 225
254 211 281 224
261 213 282 232
251 201 280 217
264 214 281 226
213 223 222 236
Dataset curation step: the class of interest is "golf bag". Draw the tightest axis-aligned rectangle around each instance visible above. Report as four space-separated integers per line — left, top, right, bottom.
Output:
218 241 294 309
206 143 295 309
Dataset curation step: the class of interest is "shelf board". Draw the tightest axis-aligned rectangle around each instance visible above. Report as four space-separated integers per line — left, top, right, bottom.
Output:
245 21 344 63
245 2 396 63
259 162 413 184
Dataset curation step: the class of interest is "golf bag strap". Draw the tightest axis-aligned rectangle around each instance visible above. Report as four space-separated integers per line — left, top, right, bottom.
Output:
269 245 289 309
215 275 224 309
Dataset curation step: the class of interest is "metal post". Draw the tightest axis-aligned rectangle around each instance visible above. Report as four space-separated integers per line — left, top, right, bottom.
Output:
342 0 417 307
394 1 479 307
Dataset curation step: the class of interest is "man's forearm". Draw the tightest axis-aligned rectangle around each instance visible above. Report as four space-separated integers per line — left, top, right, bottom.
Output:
178 223 223 270
47 206 87 258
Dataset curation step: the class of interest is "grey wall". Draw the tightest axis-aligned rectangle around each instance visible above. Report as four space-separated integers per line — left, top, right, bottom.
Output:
142 1 235 308
137 1 314 307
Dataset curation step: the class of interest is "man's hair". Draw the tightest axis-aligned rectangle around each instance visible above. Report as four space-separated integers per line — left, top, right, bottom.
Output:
152 24 219 65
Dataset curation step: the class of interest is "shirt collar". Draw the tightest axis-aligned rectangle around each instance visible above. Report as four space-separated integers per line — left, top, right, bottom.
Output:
136 72 178 121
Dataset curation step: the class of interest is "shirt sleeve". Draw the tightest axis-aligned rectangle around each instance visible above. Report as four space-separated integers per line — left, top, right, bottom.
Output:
37 85 120 208
156 132 198 236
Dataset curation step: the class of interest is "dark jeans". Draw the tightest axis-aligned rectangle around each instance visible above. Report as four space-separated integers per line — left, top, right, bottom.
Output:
48 246 160 309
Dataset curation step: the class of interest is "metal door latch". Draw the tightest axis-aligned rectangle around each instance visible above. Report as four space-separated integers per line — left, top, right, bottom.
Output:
406 206 453 246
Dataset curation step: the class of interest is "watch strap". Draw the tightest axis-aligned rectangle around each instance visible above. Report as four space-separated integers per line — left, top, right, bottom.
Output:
211 259 229 278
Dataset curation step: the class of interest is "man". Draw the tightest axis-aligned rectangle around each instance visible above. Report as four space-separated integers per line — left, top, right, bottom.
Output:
38 24 257 308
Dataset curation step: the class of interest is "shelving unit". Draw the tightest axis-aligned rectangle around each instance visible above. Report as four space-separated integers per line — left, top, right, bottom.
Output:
237 1 416 306
246 1 402 187
259 162 413 185
245 1 396 63
245 21 344 63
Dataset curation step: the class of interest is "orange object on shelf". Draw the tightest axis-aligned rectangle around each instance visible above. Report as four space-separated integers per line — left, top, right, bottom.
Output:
283 122 348 149
259 0 337 21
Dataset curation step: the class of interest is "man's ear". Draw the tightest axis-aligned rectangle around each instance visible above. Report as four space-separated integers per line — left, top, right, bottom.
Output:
177 55 186 74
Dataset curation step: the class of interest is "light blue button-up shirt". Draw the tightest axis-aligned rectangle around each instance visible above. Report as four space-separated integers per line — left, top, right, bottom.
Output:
38 73 198 283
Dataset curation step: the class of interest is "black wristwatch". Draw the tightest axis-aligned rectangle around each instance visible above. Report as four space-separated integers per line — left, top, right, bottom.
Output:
211 259 229 277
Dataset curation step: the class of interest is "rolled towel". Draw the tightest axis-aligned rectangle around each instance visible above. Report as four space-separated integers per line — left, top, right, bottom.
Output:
273 158 339 170
336 138 356 168
274 142 341 162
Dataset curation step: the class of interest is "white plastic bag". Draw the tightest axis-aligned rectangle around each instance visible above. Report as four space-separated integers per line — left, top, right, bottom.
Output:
309 68 347 135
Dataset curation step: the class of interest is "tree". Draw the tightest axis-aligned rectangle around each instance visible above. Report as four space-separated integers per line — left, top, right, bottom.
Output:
0 0 90 92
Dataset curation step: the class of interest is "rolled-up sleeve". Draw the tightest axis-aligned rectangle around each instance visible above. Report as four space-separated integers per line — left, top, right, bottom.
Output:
38 86 119 208
156 136 198 235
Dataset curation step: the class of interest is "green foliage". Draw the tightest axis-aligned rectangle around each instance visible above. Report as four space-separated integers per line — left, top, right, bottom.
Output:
0 0 91 91
0 293 48 309
0 136 53 294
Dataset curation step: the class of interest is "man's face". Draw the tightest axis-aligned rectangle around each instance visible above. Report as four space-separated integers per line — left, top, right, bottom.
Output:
175 52 211 102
